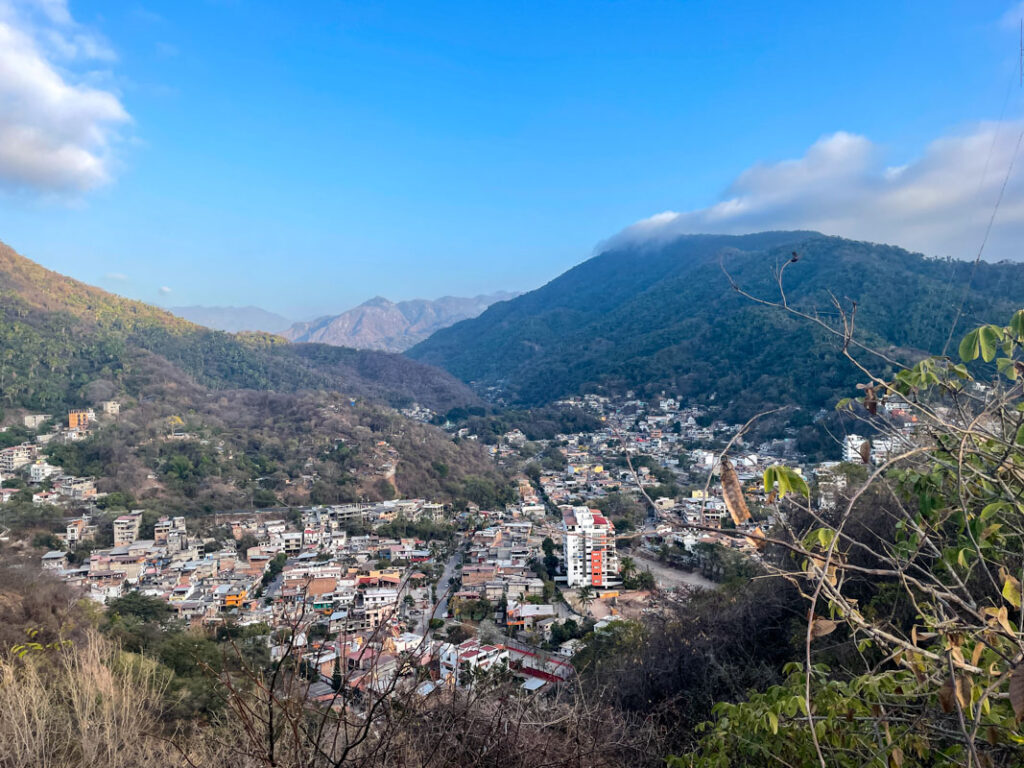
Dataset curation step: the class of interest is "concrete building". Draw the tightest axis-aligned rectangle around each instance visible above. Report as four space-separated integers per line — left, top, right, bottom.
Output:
0 443 37 472
113 513 142 547
68 409 96 429
439 640 509 687
842 434 867 464
29 461 59 483
23 414 48 429
562 506 619 588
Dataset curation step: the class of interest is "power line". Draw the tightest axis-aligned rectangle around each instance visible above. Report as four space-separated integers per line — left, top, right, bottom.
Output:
942 122 1024 356
940 25 1024 357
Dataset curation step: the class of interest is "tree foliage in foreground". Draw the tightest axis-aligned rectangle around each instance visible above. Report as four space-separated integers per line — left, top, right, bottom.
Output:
675 311 1024 767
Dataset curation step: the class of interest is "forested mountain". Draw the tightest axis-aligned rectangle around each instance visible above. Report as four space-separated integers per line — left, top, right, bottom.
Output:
408 232 1024 417
169 305 293 334
0 241 478 414
282 292 517 351
0 241 504 511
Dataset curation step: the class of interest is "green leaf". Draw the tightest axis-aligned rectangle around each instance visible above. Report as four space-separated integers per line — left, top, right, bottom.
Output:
766 464 810 499
1010 309 1024 341
997 358 1019 381
767 711 779 734
979 325 1001 362
1003 574 1022 610
959 328 980 362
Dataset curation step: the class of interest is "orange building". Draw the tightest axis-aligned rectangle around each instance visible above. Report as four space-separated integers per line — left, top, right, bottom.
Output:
223 586 248 609
68 409 94 429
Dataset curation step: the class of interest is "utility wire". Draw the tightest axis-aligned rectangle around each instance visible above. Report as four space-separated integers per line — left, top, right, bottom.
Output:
941 29 1024 357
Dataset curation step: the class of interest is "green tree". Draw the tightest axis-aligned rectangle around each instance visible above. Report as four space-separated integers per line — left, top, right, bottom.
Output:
331 655 342 692
619 556 636 581
676 310 1024 767
576 585 595 616
106 592 171 624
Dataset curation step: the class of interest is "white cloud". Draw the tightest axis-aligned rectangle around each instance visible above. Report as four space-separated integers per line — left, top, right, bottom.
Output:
159 286 172 294
609 121 1024 261
0 0 129 194
104 271 128 281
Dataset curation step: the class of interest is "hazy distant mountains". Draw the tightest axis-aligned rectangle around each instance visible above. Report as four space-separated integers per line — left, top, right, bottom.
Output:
169 305 293 334
282 292 518 352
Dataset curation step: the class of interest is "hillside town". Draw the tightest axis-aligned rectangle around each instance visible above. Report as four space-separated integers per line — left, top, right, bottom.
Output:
0 383 929 706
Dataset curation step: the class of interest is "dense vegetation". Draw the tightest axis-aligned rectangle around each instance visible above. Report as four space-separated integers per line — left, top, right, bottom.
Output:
21 354 508 515
433 404 602 443
0 241 509 511
409 232 1024 419
0 241 478 414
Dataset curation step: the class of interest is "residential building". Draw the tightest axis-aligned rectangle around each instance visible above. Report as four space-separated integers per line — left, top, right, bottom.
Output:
41 550 70 570
23 414 48 429
562 506 619 588
154 516 186 544
113 513 143 547
56 476 97 500
68 409 96 429
0 443 37 472
29 461 59 483
842 434 867 463
439 640 509 687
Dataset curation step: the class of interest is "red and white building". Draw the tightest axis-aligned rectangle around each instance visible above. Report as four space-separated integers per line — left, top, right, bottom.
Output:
562 506 619 588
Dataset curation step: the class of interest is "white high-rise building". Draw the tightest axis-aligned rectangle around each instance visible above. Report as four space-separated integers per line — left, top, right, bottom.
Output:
562 506 619 588
842 434 866 464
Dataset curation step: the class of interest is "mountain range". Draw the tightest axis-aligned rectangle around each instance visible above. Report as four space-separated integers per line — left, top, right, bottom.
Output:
0 240 505 510
0 241 478 415
169 305 293 334
282 292 518 352
408 231 1024 419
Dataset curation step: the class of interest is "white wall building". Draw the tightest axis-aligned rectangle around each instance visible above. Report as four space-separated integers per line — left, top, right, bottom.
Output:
562 506 619 588
842 434 866 464
438 640 509 687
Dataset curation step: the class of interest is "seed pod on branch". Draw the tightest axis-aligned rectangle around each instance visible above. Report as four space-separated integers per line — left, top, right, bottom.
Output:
720 455 751 525
864 386 877 416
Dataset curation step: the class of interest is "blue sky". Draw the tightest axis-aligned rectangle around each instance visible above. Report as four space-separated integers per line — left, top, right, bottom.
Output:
1 1 1023 318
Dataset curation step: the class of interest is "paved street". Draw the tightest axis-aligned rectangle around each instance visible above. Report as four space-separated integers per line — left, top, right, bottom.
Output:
431 550 461 622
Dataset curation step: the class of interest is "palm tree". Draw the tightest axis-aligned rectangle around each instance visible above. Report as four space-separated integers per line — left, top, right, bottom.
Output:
620 556 636 580
576 585 595 615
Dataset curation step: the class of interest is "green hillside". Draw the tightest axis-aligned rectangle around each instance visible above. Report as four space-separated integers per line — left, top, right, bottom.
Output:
408 232 1024 417
0 241 505 512
0 241 478 413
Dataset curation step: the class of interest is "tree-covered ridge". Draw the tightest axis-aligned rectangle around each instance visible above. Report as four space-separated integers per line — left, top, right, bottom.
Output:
0 240 503 510
408 232 1024 417
0 240 478 413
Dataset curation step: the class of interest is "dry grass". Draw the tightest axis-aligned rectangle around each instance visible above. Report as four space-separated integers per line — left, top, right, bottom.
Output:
0 631 194 768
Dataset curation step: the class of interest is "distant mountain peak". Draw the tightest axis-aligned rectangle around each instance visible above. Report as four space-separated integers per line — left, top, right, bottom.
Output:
361 296 396 309
282 291 519 352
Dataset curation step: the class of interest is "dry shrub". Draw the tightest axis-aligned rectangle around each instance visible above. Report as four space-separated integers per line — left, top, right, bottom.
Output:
0 631 192 768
